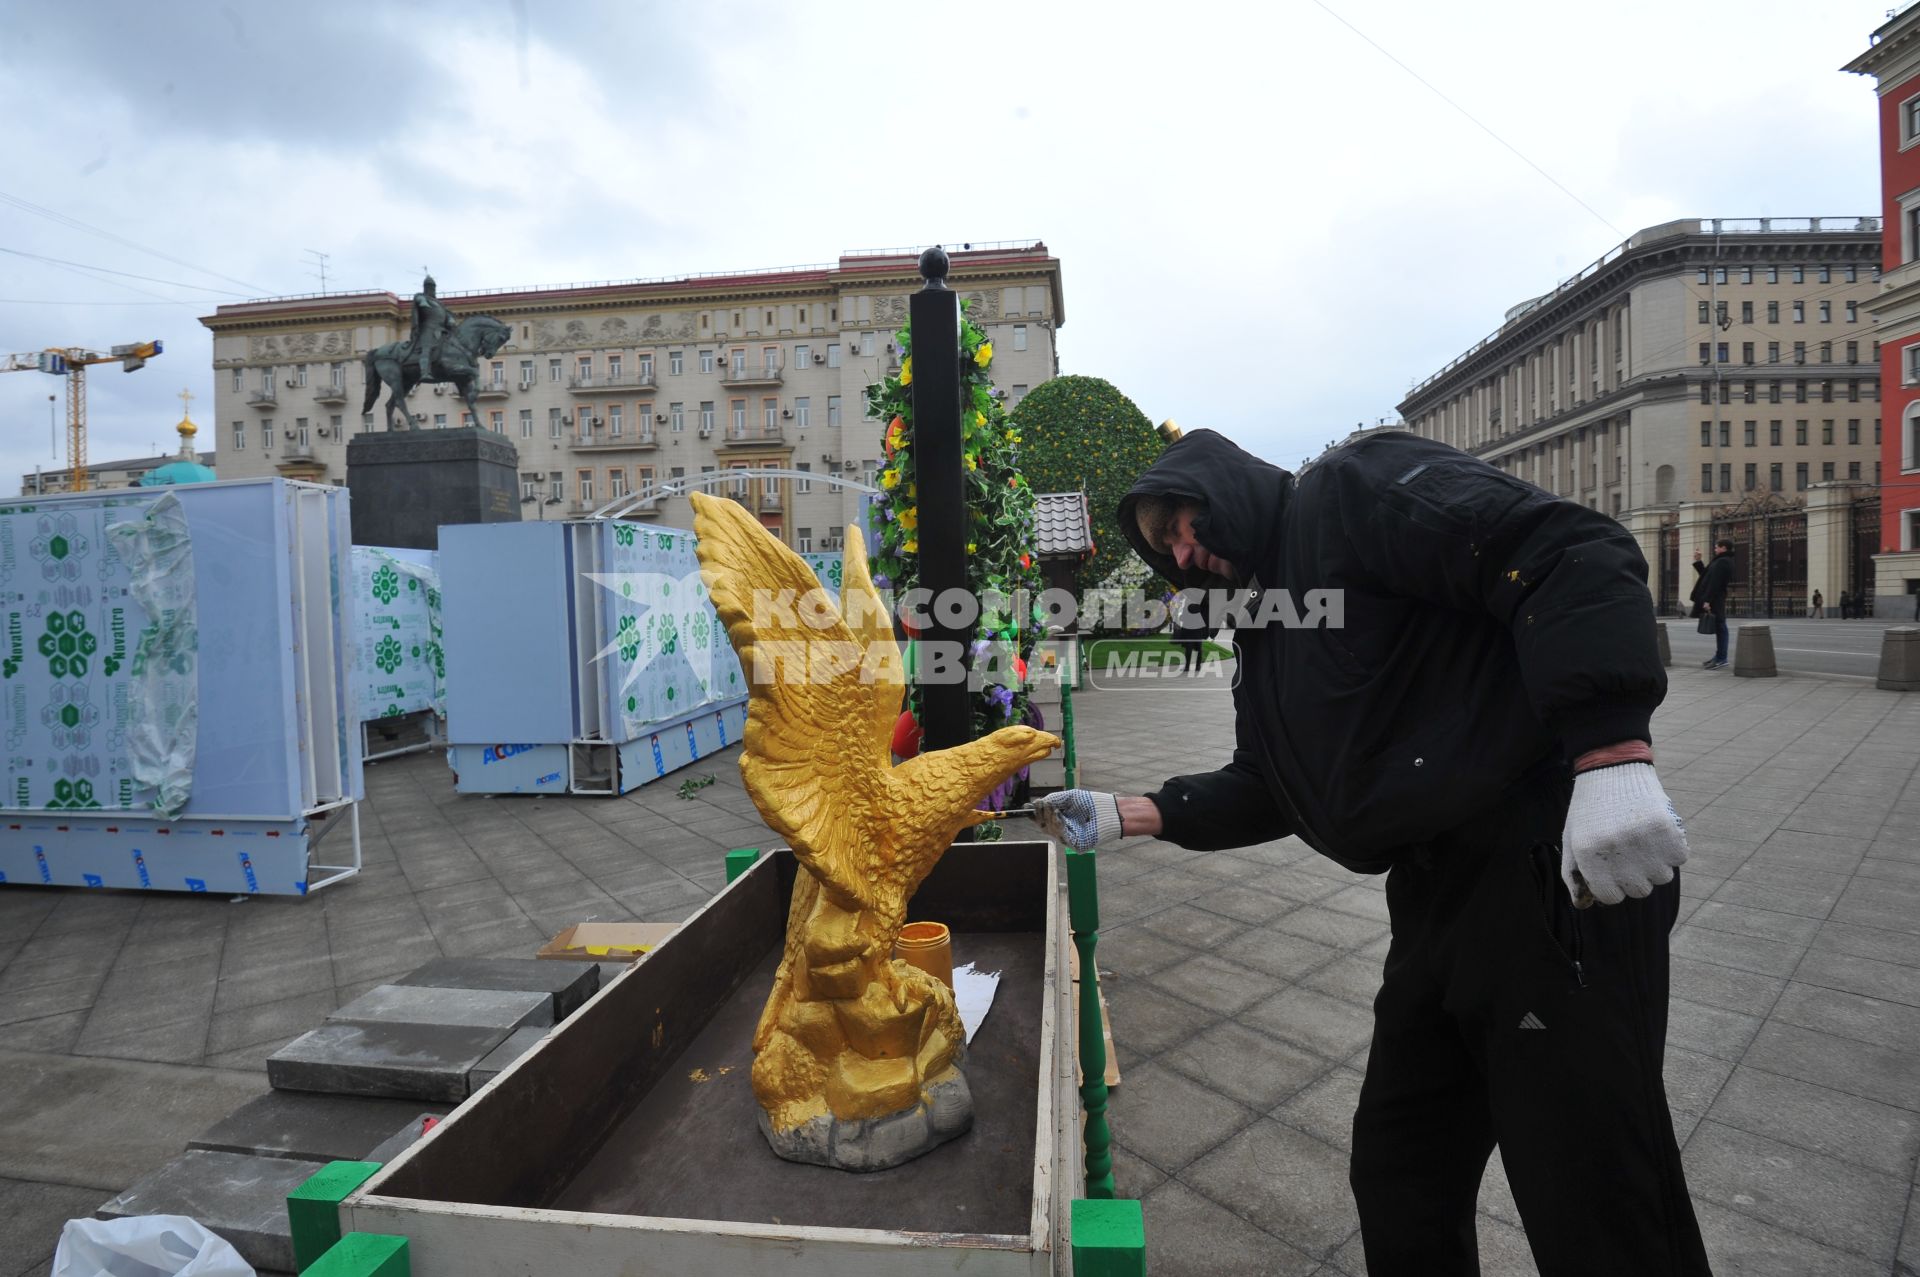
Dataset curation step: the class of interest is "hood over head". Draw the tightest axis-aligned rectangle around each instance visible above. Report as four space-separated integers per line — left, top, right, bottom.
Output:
1118 429 1294 590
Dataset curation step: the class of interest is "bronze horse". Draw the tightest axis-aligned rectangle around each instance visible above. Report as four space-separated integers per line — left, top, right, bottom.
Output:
361 314 512 432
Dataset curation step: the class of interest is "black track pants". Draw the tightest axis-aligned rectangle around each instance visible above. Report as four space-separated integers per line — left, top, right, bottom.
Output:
1348 803 1713 1276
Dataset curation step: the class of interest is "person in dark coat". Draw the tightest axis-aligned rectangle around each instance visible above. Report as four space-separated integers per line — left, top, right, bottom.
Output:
1034 429 1708 1276
1839 590 1852 620
1692 542 1735 669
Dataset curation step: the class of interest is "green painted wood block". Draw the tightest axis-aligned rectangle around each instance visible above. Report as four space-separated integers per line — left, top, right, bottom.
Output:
725 847 760 882
288 1160 381 1271
1072 1197 1146 1276
305 1232 410 1277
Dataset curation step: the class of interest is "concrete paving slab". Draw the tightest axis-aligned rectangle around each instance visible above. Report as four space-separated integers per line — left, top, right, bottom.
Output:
468 1024 547 1091
268 1021 511 1101
95 1148 320 1274
390 957 600 1020
1682 1119 1906 1266
1141 1178 1320 1277
328 983 551 1031
1 1176 111 1277
190 1090 453 1163
0 1048 267 1191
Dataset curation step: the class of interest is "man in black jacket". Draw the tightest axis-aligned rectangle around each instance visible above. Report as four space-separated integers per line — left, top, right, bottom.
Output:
1036 430 1708 1276
1692 541 1736 669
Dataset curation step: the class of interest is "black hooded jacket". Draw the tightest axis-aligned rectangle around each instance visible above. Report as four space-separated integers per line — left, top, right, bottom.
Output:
1117 429 1666 872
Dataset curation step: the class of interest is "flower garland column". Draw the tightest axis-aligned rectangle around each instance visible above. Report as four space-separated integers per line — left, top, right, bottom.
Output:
910 246 972 751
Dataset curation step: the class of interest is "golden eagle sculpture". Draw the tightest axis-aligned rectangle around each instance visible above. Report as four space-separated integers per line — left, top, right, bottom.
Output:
689 492 1058 1170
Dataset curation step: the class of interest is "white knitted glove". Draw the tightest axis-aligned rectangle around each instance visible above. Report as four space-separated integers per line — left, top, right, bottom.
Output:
1560 762 1689 908
1033 789 1125 850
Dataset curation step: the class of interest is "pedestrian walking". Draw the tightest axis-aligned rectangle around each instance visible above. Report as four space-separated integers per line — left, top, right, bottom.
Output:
1811 588 1823 619
1035 429 1710 1276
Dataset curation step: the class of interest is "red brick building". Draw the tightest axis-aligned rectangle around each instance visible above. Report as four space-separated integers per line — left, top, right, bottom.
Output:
1847 9 1920 613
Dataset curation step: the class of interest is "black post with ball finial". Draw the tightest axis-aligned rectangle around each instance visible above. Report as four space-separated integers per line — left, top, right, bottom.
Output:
911 245 973 753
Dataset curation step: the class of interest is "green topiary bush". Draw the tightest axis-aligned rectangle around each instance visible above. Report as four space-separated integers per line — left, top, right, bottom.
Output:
1010 375 1164 596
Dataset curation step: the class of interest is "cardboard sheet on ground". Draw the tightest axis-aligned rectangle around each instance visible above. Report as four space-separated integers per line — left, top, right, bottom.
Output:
953 960 1000 1045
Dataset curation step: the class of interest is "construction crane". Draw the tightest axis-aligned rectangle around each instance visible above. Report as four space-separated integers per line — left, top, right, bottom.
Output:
3 340 164 492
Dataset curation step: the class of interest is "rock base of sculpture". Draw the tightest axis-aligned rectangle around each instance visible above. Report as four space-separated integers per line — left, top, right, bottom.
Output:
345 426 521 550
757 1065 973 1172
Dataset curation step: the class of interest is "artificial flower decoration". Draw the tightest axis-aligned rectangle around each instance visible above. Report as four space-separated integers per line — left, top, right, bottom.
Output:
899 355 913 386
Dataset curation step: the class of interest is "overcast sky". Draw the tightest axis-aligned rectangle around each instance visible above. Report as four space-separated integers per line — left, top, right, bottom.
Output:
0 0 1898 486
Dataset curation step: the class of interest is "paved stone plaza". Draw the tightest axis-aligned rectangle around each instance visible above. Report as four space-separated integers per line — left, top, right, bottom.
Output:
1 657 1917 1275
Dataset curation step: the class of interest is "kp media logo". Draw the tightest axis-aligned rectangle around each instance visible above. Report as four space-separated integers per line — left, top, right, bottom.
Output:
1087 638 1245 692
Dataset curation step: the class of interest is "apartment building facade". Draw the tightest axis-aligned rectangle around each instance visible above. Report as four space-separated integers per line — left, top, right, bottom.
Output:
1397 218 1885 520
199 243 1063 549
1847 10 1920 613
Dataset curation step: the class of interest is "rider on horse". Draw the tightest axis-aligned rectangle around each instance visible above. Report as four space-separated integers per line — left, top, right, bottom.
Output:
407 274 457 382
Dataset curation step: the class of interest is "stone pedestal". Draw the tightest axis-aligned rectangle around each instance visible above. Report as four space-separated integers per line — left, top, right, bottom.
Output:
1878 626 1920 692
346 427 520 550
1734 624 1778 678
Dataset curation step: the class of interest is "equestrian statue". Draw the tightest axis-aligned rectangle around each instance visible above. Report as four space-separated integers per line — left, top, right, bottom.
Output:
362 273 513 431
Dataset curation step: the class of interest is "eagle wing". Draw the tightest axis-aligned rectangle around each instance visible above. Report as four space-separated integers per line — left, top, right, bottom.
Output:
689 492 887 906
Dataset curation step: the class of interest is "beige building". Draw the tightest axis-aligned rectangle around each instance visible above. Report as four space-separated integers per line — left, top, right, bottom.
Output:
1398 218 1886 517
200 243 1063 548
19 447 216 494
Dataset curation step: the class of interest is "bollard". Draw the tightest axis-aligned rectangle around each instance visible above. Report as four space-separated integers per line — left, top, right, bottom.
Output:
1655 622 1671 668
1877 626 1920 691
1733 624 1778 678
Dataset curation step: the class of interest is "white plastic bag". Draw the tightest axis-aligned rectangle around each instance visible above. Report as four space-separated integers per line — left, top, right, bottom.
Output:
50 1215 254 1277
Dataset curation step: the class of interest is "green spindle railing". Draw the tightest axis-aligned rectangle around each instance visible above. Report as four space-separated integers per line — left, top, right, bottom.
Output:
1065 846 1114 1199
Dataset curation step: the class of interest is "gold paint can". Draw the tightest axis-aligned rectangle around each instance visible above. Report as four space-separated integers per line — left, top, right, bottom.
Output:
894 921 954 990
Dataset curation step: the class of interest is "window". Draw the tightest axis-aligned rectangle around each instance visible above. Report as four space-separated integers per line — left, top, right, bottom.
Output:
764 398 778 431
1767 301 1779 324
362 414 375 433
1794 341 1806 365
640 467 656 497
489 410 503 433
232 422 245 450
797 527 813 553
1819 302 1832 323
1794 266 1806 284
520 359 534 386
578 470 594 504
698 402 713 433
640 353 655 379
1819 266 1832 284
1796 462 1809 490
1770 420 1782 446
1796 380 1809 403
1700 382 1713 405
1768 342 1780 364
1796 420 1809 445
1876 417 1883 444
262 419 274 449
1699 342 1711 364
1716 267 1728 285
548 358 562 382
1013 324 1028 352
1701 463 1714 492
231 367 243 391
1768 381 1782 403
485 360 502 389
827 395 841 427
731 400 746 434
1012 383 1028 402
608 354 622 381
762 346 779 374
1847 341 1859 365
434 413 447 430
1767 266 1779 284
1847 302 1859 323
795 396 809 428
1700 421 1712 447
549 407 563 438
1847 265 1859 283
522 477 536 500
1697 267 1710 284
1848 419 1860 444
826 344 841 368
794 345 810 369
1823 380 1835 404
670 350 684 376
861 332 876 357
1744 421 1756 447
1720 381 1731 405
671 402 686 433
1793 302 1805 324
1822 420 1835 445
1848 461 1862 480
1821 341 1833 363
1717 420 1730 446
1719 463 1732 491
261 367 275 392
637 403 653 433
520 409 533 438
1742 342 1754 365
295 365 308 387
1823 461 1836 481
551 475 565 500
609 469 626 499
796 463 811 493
1741 302 1753 324
608 404 623 436
730 349 746 376
1770 463 1783 492
1716 301 1728 327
